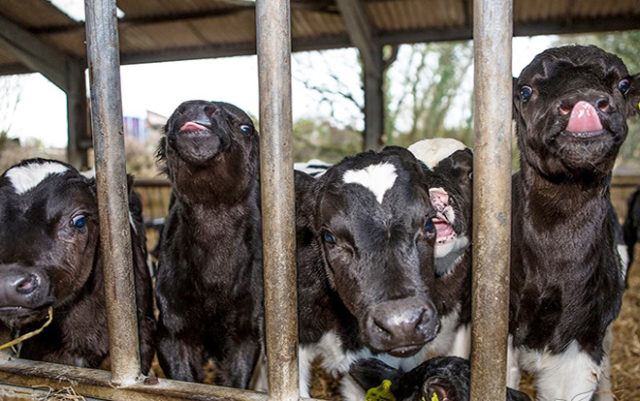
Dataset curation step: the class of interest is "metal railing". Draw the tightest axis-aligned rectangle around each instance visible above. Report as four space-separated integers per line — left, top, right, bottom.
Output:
0 0 518 401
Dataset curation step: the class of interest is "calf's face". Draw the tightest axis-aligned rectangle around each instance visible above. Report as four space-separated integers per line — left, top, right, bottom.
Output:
309 147 440 356
159 100 259 203
0 160 99 328
514 45 640 179
428 149 473 273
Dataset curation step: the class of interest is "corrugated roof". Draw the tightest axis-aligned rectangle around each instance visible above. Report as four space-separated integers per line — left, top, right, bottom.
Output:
1 0 639 75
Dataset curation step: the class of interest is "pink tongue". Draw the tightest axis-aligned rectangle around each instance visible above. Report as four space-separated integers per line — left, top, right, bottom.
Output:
180 121 208 132
566 101 603 133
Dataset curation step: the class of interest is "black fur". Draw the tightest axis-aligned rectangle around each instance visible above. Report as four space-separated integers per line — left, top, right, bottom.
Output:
0 159 154 371
154 100 263 388
295 147 441 394
510 45 640 398
349 357 531 401
623 188 640 280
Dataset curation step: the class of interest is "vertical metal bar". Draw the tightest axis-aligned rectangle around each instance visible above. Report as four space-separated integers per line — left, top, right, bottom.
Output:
256 1 299 401
84 0 142 386
470 0 512 400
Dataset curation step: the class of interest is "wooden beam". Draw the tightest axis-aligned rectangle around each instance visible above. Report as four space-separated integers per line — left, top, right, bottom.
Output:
0 14 71 90
2 15 640 78
334 0 379 75
66 59 89 169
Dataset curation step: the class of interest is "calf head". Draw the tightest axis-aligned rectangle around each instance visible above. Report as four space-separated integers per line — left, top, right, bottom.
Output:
158 100 259 205
0 159 99 328
513 45 640 181
350 357 531 401
409 139 473 276
299 147 440 357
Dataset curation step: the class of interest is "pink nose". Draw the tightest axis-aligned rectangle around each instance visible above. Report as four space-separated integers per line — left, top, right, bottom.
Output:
429 189 449 210
566 101 603 133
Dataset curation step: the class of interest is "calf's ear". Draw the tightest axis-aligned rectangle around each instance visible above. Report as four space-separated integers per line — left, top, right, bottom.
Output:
348 358 400 393
627 72 640 117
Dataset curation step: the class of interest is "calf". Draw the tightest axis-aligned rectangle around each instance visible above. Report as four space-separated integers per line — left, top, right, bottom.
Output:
509 45 640 401
409 138 473 358
295 146 441 399
0 159 154 370
350 356 531 401
154 100 263 388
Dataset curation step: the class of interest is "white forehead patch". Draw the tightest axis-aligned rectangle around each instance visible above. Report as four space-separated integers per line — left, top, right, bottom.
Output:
408 138 468 169
343 162 397 204
5 162 69 195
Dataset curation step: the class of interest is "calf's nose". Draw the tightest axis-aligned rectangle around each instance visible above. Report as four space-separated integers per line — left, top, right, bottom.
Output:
0 267 50 308
365 296 439 356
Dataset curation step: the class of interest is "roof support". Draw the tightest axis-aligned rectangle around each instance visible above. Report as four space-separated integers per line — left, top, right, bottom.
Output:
256 0 299 399
335 0 384 150
470 0 512 400
0 14 89 168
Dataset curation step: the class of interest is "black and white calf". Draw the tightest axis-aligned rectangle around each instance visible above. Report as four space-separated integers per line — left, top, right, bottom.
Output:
409 138 473 359
509 45 640 401
294 147 442 399
154 100 263 388
350 356 531 401
0 159 154 371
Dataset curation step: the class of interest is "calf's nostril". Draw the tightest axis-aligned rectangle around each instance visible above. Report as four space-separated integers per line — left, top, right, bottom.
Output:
559 105 572 115
16 274 39 294
596 97 610 112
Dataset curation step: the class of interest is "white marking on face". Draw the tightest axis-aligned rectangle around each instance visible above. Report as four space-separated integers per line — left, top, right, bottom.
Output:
516 340 601 401
343 163 397 204
408 138 468 169
5 162 69 195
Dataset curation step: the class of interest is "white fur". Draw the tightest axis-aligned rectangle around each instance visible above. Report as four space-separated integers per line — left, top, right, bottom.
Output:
5 161 69 195
408 138 467 169
516 341 601 401
506 335 522 389
594 325 614 401
343 163 397 204
80 169 96 179
434 235 469 259
294 159 331 177
617 244 629 281
449 323 471 358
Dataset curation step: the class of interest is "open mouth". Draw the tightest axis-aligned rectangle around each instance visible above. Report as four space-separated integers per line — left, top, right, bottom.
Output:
562 129 607 140
386 344 423 358
429 188 457 245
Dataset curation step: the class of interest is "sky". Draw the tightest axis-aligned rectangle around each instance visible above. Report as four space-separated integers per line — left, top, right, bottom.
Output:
3 36 553 148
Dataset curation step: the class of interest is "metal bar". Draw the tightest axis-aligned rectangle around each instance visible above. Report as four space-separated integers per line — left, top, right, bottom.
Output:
470 0 512 400
84 0 142 386
256 1 299 401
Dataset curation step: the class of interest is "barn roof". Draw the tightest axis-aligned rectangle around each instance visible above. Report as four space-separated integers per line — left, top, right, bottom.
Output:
1 0 640 76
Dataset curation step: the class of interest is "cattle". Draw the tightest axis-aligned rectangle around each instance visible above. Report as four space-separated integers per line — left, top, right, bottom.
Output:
350 356 531 401
0 159 154 371
508 45 640 401
294 146 441 399
154 100 263 388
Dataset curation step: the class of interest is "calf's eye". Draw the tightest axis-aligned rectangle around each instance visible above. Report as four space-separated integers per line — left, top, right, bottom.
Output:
618 79 630 95
239 124 253 135
323 231 336 245
520 85 533 101
72 215 86 228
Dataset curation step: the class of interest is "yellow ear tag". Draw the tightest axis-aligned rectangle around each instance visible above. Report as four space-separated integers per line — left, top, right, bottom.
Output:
365 379 396 401
431 393 440 401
